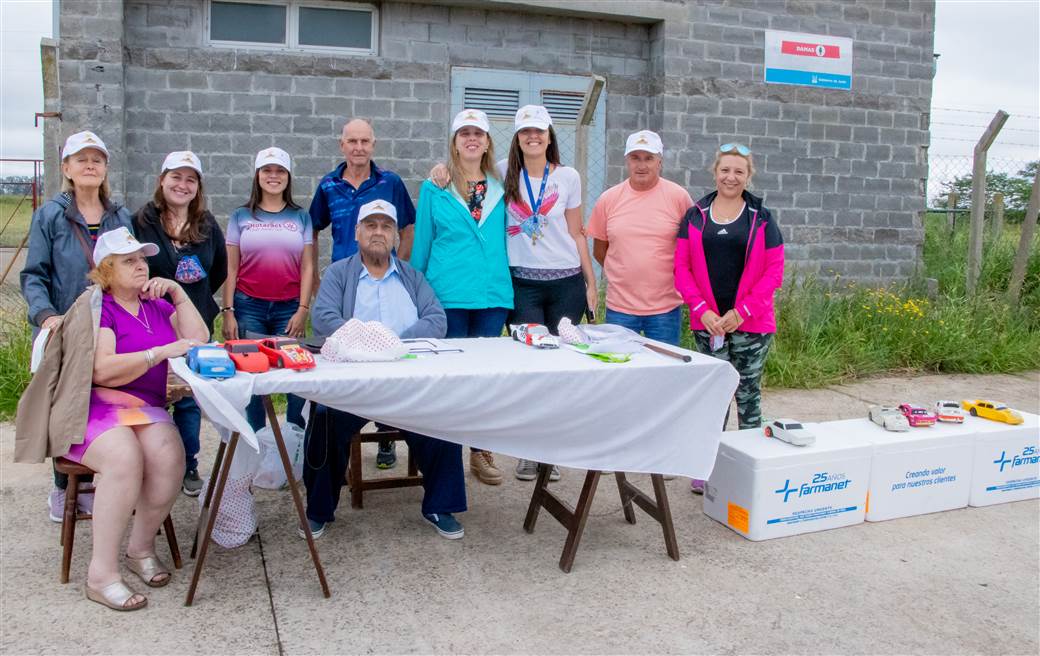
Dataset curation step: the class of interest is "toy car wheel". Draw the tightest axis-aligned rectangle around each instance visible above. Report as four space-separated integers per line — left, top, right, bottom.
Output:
764 426 773 437
970 407 977 416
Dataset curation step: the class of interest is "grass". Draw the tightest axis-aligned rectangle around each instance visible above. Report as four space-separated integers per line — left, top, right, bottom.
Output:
0 196 35 248
746 214 1040 388
0 214 1037 419
0 315 33 420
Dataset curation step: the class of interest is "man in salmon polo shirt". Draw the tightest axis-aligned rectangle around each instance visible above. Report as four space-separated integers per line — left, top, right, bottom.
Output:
587 130 694 345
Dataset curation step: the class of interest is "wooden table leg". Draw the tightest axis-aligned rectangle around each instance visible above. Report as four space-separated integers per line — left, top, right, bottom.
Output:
522 462 555 533
650 474 680 561
614 472 637 524
614 472 680 561
185 432 239 606
559 470 601 573
523 464 602 573
191 439 226 559
263 397 330 598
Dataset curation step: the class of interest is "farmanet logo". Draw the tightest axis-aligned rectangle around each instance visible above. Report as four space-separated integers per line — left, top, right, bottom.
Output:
993 446 1039 473
774 472 850 503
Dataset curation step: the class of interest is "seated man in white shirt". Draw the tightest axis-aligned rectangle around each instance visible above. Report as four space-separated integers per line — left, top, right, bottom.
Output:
302 200 466 540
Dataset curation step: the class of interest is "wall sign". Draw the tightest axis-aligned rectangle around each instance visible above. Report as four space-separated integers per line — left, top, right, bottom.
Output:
764 30 854 90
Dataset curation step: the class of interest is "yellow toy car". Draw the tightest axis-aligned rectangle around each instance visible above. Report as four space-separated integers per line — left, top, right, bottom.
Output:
961 400 1024 425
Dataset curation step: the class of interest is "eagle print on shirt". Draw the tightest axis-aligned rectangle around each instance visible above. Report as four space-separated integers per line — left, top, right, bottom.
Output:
506 188 559 245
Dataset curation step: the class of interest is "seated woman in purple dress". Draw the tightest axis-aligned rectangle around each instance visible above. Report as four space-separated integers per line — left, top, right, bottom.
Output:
69 227 208 611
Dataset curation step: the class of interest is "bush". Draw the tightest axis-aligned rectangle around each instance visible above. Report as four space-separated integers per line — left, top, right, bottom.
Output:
0 317 33 420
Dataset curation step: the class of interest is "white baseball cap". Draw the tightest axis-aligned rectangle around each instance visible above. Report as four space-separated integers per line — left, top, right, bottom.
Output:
514 105 552 132
624 130 664 156
62 131 109 160
357 199 398 225
161 151 203 176
452 108 491 134
254 147 292 173
92 226 159 265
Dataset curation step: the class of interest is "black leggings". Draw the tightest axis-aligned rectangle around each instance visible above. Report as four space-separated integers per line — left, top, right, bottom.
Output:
509 273 587 335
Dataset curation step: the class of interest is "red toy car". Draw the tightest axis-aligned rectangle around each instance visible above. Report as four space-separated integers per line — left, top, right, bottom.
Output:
258 337 316 370
898 403 936 427
223 339 271 373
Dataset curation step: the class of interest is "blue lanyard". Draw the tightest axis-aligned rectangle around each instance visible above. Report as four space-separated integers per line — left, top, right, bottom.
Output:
522 162 551 216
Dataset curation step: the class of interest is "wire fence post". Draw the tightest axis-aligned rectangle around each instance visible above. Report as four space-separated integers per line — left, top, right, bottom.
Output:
967 110 1009 294
1007 169 1040 304
990 192 1005 242
946 192 959 232
573 74 604 221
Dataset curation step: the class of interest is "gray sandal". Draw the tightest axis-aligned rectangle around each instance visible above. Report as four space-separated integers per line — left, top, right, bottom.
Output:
125 554 171 588
85 580 147 611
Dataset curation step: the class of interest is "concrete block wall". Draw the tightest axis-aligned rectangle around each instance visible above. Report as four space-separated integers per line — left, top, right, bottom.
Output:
54 0 936 281
115 0 651 220
655 0 935 279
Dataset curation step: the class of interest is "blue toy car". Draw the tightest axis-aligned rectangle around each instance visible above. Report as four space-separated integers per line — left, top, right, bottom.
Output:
187 344 236 380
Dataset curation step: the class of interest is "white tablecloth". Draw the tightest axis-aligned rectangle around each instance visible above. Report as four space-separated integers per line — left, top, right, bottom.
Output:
171 337 739 478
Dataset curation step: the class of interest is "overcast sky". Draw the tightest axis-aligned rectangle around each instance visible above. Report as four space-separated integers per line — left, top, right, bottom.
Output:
1 0 1038 179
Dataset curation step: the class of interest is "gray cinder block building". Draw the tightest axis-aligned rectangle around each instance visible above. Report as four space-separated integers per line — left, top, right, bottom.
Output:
47 0 935 280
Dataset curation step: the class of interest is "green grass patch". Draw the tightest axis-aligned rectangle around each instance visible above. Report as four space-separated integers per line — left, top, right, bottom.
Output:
0 316 33 420
750 214 1040 388
0 196 34 248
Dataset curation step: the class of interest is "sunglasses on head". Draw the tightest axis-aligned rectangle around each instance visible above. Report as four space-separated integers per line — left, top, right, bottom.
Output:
719 143 751 156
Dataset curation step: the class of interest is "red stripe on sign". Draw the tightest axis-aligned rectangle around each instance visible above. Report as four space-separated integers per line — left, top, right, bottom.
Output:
781 41 840 58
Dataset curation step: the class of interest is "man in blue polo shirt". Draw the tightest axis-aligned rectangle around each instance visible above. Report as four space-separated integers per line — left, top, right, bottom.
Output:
311 118 416 469
310 118 416 263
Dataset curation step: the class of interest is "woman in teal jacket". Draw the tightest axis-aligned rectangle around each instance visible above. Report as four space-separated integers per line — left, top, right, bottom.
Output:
411 108 513 485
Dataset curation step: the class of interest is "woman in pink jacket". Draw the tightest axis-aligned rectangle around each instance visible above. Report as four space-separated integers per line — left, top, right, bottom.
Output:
675 144 784 492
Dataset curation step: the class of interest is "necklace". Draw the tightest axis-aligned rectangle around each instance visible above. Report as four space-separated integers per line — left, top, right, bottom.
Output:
164 211 187 245
120 300 153 334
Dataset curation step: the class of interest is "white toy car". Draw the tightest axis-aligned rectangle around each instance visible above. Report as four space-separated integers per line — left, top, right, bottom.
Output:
869 405 911 432
934 400 966 423
510 323 559 349
763 419 815 447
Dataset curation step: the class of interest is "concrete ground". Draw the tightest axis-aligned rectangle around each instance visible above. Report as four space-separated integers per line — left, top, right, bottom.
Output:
1 371 1038 655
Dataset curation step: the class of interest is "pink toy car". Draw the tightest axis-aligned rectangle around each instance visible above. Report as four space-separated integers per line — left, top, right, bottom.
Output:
898 403 936 427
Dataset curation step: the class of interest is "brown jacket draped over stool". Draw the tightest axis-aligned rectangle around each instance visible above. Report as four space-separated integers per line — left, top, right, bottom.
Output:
14 287 101 463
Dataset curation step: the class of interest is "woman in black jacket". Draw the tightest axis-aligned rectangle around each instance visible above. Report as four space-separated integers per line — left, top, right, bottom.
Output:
133 151 227 496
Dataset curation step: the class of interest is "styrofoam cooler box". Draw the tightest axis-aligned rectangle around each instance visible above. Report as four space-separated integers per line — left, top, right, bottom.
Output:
968 411 1039 507
703 425 872 540
825 418 975 522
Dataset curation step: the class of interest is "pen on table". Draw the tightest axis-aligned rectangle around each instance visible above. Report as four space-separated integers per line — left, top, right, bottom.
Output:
642 342 692 362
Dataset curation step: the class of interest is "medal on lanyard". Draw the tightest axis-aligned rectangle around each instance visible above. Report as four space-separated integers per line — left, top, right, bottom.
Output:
521 162 550 244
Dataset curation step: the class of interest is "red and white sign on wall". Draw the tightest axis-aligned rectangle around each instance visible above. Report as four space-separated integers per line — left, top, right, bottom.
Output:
765 30 853 90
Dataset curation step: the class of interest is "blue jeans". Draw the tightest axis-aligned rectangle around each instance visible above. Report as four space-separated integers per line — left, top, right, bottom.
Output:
605 306 682 346
172 396 202 473
444 307 509 339
234 291 306 431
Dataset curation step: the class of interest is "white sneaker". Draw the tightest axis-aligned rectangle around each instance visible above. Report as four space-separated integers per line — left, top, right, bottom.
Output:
514 460 561 482
47 487 63 523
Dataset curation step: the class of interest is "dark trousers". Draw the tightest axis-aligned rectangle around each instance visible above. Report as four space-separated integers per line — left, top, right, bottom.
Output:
509 273 587 335
302 405 467 522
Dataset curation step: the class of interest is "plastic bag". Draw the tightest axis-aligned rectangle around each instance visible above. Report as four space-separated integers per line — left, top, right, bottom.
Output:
199 429 262 548
253 422 306 490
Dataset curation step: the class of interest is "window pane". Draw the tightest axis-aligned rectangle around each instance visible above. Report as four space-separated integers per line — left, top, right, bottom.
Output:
298 7 371 49
211 2 286 44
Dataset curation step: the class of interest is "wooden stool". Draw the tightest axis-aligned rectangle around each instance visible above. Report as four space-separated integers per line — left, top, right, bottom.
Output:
346 429 423 509
54 457 182 584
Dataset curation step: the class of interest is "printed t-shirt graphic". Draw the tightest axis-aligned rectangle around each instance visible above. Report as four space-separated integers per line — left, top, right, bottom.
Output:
226 206 313 302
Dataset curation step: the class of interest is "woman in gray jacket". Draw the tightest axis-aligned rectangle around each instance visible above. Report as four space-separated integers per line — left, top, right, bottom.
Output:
20 130 133 522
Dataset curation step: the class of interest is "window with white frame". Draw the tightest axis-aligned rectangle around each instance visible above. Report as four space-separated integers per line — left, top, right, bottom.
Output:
208 0 377 55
